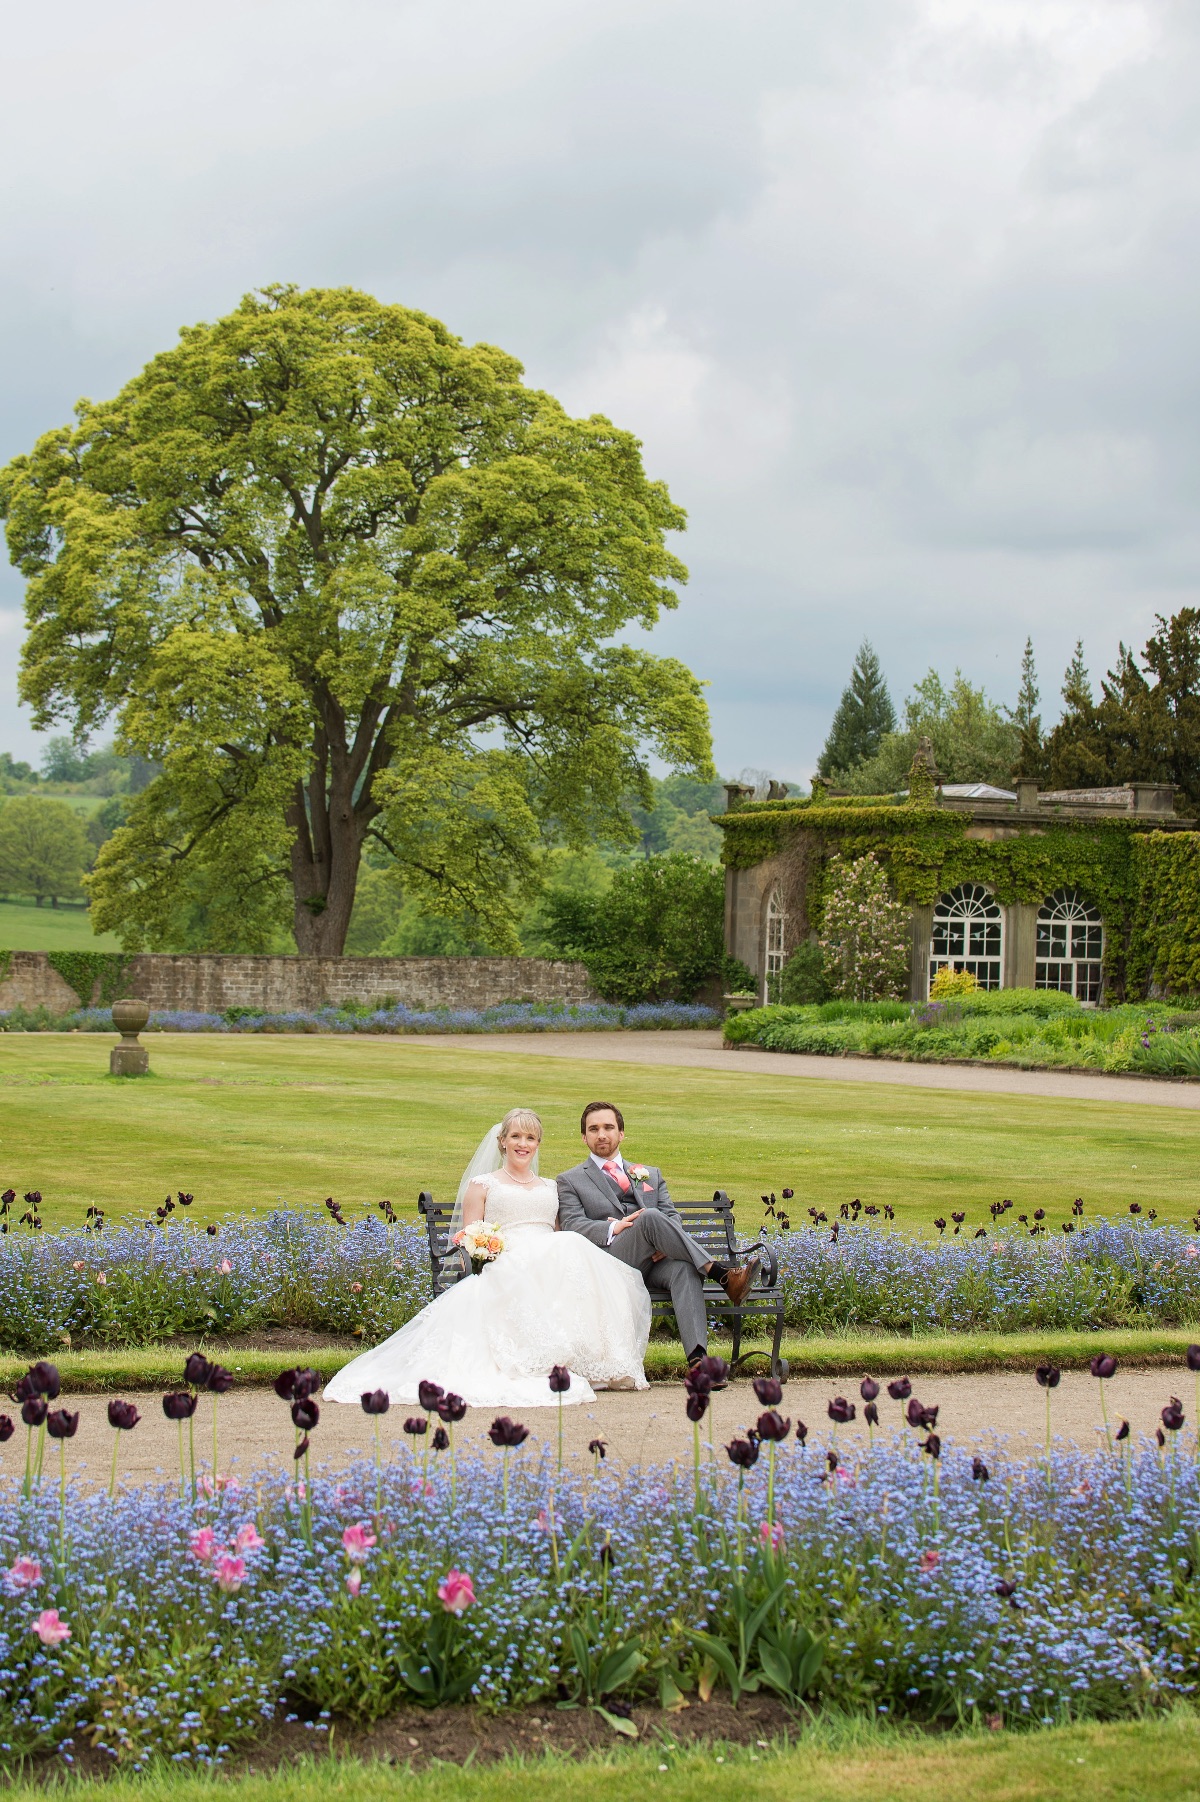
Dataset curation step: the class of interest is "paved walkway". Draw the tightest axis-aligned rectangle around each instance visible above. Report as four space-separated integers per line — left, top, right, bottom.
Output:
32 1369 1192 1491
399 1029 1200 1110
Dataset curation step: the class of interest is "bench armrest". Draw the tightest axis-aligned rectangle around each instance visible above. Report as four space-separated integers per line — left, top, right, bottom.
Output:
736 1237 779 1289
437 1245 470 1284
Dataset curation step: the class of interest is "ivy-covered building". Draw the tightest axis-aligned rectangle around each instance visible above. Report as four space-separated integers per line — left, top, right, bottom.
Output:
718 747 1200 1004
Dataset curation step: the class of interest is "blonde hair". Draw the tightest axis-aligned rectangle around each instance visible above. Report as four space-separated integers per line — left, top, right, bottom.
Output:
498 1107 542 1148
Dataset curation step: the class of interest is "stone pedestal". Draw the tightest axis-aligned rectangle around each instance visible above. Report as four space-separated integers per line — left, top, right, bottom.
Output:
110 997 150 1077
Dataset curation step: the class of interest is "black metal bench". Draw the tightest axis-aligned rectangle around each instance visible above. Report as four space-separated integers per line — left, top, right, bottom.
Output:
416 1189 788 1380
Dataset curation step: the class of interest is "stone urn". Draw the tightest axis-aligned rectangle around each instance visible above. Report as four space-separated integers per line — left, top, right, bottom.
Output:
110 997 150 1077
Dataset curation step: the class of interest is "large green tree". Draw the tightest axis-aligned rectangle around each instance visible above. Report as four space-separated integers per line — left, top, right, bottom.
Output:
0 285 712 954
817 639 896 778
0 796 88 906
1044 611 1200 806
839 668 1018 793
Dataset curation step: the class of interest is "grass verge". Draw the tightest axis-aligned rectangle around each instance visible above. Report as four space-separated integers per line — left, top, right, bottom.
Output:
6 1325 1197 1391
5 1716 1199 1802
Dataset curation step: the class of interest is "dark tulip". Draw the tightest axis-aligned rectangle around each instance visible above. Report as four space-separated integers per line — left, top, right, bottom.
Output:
795 1421 808 1444
418 1379 445 1411
162 1391 198 1421
360 1390 390 1416
0 1415 13 1442
1186 1345 1200 1373
685 1354 729 1395
921 1433 940 1459
1035 1365 1061 1390
21 1397 48 1427
827 1397 856 1424
548 1365 571 1394
206 1224 218 1236
752 1376 783 1407
860 1377 880 1402
294 1434 310 1459
404 1415 428 1436
292 1368 320 1400
685 1393 710 1423
29 1361 61 1400
826 1450 838 1472
1156 1427 1167 1448
755 1410 791 1442
487 1416 530 1448
906 1398 938 1430
107 1399 140 1432
183 1353 212 1388
291 1397 320 1432
864 1401 880 1427
994 1579 1017 1599
46 1408 79 1440
598 1536 614 1567
431 1425 450 1451
887 1377 912 1402
207 1364 234 1395
1115 1418 1130 1442
972 1456 990 1482
588 1438 607 1458
725 1436 760 1468
273 1369 299 1401
781 1188 794 1200
1162 1398 1186 1432
1089 1355 1118 1380
13 1373 39 1404
437 1392 467 1424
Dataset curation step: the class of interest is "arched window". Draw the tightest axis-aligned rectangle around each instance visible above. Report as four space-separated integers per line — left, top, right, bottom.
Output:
763 890 786 1003
930 884 1003 992
1036 889 1103 1003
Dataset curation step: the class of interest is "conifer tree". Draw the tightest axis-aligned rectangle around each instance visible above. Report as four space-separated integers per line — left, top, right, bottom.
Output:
817 640 896 777
1010 637 1045 779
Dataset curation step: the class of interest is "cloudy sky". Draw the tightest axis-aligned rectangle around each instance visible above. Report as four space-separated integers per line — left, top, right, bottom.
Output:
2 0 1197 783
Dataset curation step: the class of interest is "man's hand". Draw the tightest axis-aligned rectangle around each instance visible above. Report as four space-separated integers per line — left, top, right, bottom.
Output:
611 1210 645 1236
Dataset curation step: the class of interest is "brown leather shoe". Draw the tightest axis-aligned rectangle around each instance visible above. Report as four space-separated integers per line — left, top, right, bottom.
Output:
723 1259 760 1306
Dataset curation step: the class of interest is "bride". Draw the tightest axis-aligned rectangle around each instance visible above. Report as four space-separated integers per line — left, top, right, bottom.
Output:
325 1108 651 1407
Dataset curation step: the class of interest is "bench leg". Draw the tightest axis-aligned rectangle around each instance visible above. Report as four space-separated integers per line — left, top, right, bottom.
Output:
730 1308 742 1370
770 1304 785 1380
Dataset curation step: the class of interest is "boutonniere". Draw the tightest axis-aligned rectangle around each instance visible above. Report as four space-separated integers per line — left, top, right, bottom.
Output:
628 1164 653 1193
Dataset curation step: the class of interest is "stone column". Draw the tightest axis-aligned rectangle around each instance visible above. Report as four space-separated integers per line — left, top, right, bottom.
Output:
909 906 933 1002
1005 904 1039 991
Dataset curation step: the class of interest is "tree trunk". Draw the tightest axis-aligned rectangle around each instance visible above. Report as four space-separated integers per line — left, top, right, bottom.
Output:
287 764 365 957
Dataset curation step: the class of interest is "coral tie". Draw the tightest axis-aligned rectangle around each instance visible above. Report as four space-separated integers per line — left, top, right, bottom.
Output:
603 1159 632 1194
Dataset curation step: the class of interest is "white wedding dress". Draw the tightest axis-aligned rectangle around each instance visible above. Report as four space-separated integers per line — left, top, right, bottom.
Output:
325 1172 651 1407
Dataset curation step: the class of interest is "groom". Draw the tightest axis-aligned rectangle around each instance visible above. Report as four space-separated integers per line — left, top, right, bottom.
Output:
556 1101 759 1368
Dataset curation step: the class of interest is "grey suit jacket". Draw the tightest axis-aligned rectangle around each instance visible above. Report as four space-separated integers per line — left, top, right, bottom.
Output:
556 1158 682 1250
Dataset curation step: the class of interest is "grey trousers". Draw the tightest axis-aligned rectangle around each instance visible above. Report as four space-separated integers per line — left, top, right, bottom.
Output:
604 1211 710 1355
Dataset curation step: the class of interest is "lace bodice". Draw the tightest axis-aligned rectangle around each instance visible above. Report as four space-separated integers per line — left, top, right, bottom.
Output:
476 1171 558 1234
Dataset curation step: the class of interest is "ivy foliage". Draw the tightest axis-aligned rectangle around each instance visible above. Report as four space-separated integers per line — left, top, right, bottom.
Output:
45 950 132 1008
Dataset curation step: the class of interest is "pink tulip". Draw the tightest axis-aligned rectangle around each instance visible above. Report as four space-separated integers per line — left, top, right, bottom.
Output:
759 1521 785 1551
32 1609 70 1646
346 1566 362 1597
213 1555 246 1594
95 1271 107 1286
342 1523 377 1563
218 1259 232 1274
920 1548 940 1573
234 1523 265 1553
189 1528 219 1563
7 1556 42 1592
437 1568 476 1614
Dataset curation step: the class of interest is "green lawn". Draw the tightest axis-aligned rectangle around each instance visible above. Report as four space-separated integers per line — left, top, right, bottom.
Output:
6 1717 1198 1802
0 1033 1197 1233
0 896 122 950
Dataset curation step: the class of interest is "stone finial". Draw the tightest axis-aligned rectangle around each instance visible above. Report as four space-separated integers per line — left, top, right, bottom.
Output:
906 736 942 806
110 997 150 1077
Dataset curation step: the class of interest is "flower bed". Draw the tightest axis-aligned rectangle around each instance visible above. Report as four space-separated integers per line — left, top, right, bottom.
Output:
2 1418 1198 1767
724 991 1200 1078
0 1000 721 1036
2 1210 1200 1357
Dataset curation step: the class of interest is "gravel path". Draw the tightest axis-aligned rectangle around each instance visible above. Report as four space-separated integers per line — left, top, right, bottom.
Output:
33 1368 1191 1492
394 1029 1200 1109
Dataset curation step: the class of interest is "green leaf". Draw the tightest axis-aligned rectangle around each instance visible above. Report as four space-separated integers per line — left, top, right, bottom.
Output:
593 1707 639 1738
596 1644 645 1696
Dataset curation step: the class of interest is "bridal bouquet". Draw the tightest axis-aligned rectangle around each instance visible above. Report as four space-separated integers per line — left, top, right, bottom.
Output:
454 1220 507 1275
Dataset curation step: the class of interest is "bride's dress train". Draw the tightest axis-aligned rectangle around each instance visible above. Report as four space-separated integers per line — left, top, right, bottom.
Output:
324 1172 651 1407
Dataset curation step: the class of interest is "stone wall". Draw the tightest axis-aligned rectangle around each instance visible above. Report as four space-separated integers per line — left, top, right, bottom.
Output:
0 951 597 1015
